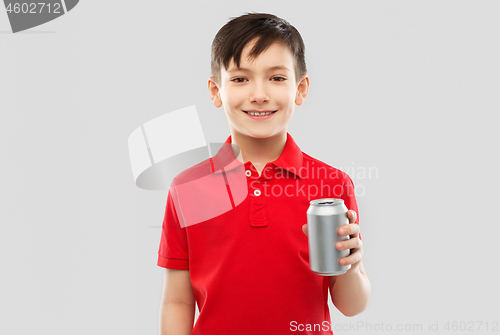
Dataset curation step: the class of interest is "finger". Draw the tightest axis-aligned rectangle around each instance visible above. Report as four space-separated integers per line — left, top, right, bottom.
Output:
337 223 360 237
339 248 364 266
302 224 308 236
336 236 363 251
347 210 357 223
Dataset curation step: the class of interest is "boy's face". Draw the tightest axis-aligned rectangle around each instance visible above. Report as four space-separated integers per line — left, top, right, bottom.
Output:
209 39 309 141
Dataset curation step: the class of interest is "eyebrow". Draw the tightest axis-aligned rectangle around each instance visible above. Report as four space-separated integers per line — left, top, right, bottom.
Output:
227 65 291 73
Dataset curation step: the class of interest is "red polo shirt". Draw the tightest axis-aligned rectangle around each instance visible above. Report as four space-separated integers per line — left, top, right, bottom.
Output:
158 132 360 335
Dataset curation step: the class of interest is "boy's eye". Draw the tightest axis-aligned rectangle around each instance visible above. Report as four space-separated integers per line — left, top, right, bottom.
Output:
272 77 286 82
231 77 247 83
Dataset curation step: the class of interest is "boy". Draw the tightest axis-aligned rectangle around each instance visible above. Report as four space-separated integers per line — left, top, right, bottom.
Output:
158 12 370 335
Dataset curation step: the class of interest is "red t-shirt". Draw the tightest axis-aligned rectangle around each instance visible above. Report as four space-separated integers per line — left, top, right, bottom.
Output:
158 132 360 335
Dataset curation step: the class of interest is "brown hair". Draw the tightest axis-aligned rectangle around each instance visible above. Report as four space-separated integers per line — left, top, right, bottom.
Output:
210 12 307 86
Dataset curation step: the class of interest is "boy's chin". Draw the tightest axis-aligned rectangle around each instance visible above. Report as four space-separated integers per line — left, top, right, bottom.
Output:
243 129 286 139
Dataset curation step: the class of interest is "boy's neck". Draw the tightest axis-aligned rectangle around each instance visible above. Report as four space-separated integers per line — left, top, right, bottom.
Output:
231 131 287 172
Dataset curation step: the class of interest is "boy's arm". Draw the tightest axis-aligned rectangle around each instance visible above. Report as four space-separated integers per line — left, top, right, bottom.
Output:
159 269 196 335
329 260 371 317
328 210 371 317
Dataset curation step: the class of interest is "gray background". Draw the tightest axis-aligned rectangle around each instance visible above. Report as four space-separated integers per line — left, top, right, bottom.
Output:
1 1 498 334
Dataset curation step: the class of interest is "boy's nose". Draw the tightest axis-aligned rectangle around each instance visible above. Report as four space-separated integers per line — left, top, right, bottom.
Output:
249 84 269 103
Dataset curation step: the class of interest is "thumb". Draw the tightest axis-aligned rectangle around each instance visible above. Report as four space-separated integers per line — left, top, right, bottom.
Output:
302 224 308 236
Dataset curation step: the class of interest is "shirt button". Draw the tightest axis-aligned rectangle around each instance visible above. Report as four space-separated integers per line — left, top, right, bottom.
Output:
245 170 252 177
253 189 261 196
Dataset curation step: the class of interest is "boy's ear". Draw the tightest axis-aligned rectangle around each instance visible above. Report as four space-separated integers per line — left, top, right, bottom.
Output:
208 76 222 108
295 74 310 106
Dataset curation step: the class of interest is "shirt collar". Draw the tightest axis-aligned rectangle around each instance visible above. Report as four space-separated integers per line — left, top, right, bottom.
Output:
210 132 304 179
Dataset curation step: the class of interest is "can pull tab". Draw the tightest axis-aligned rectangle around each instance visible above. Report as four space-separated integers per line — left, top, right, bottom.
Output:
318 201 334 205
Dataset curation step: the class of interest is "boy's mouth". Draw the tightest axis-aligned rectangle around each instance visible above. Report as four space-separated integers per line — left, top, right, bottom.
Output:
243 110 278 117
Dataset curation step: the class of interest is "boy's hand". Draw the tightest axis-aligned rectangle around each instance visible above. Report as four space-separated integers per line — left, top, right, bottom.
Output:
302 210 363 273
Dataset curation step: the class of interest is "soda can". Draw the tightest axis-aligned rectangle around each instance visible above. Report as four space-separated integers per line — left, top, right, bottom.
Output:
307 198 351 276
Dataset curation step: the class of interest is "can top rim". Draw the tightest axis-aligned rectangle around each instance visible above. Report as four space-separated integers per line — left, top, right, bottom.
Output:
309 198 344 206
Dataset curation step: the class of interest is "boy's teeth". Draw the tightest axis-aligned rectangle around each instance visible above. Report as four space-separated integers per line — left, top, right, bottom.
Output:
248 111 274 116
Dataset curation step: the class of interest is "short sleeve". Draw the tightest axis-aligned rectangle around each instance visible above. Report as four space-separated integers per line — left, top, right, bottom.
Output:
157 186 189 269
341 172 362 241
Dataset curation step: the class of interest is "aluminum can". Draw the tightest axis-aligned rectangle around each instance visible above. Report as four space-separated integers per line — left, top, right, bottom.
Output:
307 198 351 276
